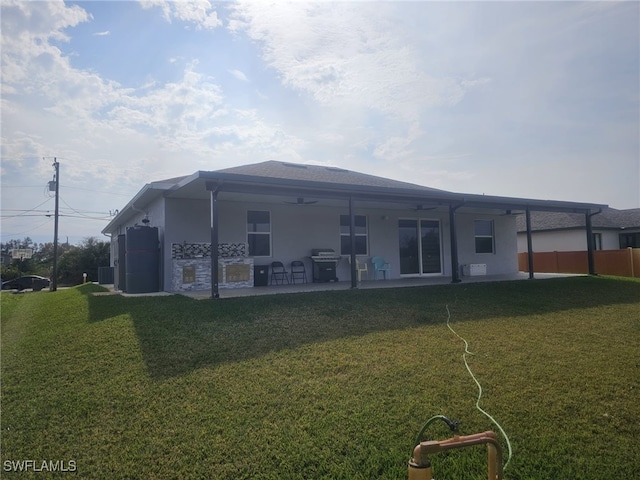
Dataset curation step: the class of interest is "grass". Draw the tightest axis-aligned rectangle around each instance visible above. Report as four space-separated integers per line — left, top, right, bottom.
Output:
1 276 639 479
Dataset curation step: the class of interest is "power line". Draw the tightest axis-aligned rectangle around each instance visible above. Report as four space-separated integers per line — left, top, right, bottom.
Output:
0 198 53 217
2 183 132 197
58 214 112 220
59 196 112 218
0 218 52 238
2 207 112 215
60 185 133 197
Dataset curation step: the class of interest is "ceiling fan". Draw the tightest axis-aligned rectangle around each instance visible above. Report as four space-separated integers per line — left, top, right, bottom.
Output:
413 204 438 211
284 197 318 205
500 209 523 216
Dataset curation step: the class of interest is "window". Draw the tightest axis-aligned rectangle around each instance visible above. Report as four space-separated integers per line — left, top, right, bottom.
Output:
620 232 640 248
592 233 603 250
247 210 271 257
474 220 494 254
340 215 368 255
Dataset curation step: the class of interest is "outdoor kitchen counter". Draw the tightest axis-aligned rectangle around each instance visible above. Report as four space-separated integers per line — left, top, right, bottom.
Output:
171 242 253 291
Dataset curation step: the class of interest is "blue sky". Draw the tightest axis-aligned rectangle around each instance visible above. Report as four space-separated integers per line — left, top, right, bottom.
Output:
1 0 639 245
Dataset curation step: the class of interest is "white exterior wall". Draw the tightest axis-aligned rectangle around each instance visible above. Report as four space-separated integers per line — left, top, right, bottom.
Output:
161 198 519 290
456 213 518 276
516 229 620 252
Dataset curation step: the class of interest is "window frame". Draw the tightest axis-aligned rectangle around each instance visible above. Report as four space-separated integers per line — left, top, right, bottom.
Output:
247 210 272 257
592 233 603 251
474 219 495 254
339 214 368 256
619 232 640 249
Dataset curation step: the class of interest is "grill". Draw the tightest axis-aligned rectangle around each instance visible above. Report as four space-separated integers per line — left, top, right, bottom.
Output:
310 248 340 282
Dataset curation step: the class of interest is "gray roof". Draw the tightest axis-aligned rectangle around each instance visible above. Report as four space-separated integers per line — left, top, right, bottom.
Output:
104 160 608 234
516 207 640 232
213 160 446 193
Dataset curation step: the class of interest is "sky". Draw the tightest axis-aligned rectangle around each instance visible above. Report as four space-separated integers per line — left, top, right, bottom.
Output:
1 0 639 246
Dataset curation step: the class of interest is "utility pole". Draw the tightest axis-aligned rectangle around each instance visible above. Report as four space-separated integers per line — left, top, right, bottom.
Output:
51 158 60 291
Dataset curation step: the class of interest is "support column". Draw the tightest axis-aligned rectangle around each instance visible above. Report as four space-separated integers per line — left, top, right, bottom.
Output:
207 182 221 299
585 209 601 276
449 203 463 283
525 207 534 279
349 196 357 289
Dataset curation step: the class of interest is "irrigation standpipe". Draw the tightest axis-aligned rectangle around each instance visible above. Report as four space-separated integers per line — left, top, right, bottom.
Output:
408 419 503 480
407 305 513 480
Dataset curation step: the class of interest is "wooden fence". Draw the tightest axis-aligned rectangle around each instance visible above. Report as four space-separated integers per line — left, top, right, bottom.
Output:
518 248 640 278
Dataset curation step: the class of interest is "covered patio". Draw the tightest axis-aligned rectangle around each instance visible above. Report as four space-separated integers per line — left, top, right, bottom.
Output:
102 161 605 299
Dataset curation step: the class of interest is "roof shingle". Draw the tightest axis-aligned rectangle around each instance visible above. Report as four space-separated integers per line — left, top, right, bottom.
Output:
516 208 640 232
214 160 446 193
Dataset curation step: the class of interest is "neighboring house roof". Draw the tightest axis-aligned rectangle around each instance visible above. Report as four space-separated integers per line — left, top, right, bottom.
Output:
516 208 640 233
103 160 608 234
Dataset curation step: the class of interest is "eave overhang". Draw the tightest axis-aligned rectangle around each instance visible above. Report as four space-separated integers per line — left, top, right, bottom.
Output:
201 170 606 214
103 168 608 235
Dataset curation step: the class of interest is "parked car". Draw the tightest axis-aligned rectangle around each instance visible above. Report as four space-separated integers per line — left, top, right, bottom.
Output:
2 275 51 292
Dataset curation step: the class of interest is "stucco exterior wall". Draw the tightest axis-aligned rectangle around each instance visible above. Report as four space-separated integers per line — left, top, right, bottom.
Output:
456 213 518 276
516 229 620 252
159 198 520 290
109 196 521 292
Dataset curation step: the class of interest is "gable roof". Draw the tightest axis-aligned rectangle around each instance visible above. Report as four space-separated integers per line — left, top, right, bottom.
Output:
516 207 640 232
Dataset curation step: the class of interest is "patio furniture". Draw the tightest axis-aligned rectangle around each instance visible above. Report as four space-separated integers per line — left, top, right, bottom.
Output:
310 249 340 282
371 256 391 280
270 261 289 285
290 260 308 284
348 256 368 282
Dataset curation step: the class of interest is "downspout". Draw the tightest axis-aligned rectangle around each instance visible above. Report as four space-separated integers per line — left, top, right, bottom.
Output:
349 196 358 289
206 181 221 299
525 207 534 279
449 203 464 283
585 209 602 276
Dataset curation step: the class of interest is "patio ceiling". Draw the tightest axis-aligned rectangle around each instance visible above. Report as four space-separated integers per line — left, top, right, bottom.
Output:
192 169 606 215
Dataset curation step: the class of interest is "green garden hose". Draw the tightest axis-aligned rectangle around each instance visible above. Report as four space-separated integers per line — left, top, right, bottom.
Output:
445 304 514 471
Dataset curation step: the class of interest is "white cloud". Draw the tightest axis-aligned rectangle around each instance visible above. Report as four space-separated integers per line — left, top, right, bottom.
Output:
1 0 637 244
373 123 423 163
0 0 311 209
93 30 110 36
229 1 486 122
229 69 249 82
139 0 221 30
1 0 91 89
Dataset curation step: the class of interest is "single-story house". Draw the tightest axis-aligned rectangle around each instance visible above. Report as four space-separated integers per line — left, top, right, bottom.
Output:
516 208 640 252
102 160 606 297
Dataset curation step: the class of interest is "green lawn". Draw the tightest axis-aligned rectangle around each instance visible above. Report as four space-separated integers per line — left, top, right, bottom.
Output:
1 277 639 479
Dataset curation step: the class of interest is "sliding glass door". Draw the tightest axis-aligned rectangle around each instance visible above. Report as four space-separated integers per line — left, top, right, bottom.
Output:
398 219 442 275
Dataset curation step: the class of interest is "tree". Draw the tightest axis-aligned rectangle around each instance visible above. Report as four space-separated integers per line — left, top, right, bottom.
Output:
0 237 36 280
1 236 109 285
31 241 71 275
57 237 110 285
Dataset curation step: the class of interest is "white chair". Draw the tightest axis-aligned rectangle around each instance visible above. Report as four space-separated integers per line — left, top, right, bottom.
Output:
348 256 368 282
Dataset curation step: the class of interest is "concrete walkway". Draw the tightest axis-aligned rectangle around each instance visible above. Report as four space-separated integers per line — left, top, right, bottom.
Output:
175 272 581 300
100 272 580 299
